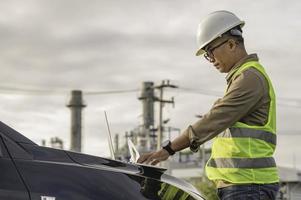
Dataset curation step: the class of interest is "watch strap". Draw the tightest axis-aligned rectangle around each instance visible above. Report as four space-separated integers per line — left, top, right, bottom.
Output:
162 141 175 155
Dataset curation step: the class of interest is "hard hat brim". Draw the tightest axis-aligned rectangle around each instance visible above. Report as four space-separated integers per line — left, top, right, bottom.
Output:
195 48 205 56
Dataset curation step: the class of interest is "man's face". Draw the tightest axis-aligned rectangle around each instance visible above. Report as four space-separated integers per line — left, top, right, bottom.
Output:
203 38 235 73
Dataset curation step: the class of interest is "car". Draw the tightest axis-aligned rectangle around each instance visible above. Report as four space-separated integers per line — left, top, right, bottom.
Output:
0 121 205 200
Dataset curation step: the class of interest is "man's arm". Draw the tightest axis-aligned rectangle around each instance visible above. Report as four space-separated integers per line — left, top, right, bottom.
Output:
185 68 266 147
138 68 266 165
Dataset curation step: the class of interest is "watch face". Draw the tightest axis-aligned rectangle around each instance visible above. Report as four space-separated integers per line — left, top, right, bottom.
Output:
161 140 170 148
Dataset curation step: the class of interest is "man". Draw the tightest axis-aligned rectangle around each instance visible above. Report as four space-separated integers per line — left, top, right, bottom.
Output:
138 10 279 199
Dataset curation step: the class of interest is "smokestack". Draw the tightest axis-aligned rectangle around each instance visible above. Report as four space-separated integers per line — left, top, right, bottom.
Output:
139 82 155 129
67 90 86 152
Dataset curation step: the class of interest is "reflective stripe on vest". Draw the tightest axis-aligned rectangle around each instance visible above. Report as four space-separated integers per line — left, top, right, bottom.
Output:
222 127 276 145
205 61 279 184
207 157 276 168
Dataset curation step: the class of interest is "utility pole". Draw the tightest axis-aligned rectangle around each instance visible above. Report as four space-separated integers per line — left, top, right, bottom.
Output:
155 80 178 151
114 134 119 152
67 90 86 152
196 114 207 181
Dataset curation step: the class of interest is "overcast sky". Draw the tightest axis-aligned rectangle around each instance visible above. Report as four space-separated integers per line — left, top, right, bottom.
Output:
0 0 300 169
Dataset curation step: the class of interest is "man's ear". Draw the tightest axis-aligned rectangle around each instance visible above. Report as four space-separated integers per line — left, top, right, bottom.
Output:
228 39 237 51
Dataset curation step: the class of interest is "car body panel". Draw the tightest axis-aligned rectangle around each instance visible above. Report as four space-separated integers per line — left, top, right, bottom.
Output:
0 121 205 200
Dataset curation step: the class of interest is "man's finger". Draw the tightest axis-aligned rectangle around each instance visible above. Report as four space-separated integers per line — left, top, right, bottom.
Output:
151 159 160 166
137 155 146 163
137 153 152 163
145 154 157 165
145 156 153 165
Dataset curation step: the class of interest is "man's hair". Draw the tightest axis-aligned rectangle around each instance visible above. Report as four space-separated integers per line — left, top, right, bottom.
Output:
223 26 244 44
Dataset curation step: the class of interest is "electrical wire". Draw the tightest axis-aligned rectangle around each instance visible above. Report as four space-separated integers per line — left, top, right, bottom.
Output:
84 89 139 95
0 85 301 108
178 87 222 97
0 86 67 95
278 132 301 136
178 87 301 108
0 86 139 96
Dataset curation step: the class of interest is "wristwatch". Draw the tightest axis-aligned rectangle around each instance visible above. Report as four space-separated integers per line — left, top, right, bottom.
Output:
162 140 175 155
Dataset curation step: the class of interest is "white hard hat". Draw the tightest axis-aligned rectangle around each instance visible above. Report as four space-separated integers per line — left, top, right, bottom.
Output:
196 10 245 56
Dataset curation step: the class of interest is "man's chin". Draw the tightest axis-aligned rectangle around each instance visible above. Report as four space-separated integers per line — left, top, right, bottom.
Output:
217 68 225 73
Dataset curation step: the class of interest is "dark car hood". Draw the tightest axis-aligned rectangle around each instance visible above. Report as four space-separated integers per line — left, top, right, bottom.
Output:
0 120 203 199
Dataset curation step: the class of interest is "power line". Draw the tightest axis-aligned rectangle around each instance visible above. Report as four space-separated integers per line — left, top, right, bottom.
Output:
0 86 67 95
278 132 301 136
277 131 301 136
1 85 301 108
0 86 139 96
178 87 301 108
178 87 222 97
84 89 139 95
277 102 301 108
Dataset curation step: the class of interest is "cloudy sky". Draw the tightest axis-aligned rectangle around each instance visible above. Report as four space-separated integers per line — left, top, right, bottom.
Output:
0 0 300 169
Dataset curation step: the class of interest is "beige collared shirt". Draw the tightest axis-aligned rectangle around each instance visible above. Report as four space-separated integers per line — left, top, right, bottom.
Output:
183 54 272 187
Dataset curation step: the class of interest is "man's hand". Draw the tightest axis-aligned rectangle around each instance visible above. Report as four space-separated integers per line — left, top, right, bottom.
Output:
137 149 170 166
137 134 190 165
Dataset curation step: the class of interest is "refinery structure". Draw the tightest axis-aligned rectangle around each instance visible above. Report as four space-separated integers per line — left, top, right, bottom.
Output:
112 81 209 178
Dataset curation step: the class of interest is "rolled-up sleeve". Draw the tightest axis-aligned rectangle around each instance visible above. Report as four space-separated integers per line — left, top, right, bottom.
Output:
183 69 266 150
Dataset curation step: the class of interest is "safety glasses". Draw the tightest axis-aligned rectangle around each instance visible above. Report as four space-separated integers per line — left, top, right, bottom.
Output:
204 40 229 62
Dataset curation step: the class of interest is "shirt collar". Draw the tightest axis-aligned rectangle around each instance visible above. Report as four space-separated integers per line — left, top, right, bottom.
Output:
226 54 259 83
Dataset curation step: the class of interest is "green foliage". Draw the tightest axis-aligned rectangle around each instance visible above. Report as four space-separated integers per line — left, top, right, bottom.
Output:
188 177 219 200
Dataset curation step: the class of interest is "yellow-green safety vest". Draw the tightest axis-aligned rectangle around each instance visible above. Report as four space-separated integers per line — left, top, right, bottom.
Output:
205 61 279 184
158 183 190 200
